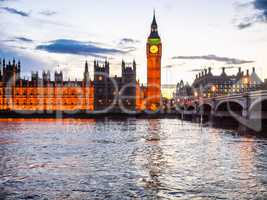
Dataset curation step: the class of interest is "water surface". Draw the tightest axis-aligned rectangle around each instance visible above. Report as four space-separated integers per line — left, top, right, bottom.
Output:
0 118 267 199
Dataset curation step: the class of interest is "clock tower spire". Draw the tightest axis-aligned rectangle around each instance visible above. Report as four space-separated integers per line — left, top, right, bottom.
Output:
146 10 162 111
149 10 160 39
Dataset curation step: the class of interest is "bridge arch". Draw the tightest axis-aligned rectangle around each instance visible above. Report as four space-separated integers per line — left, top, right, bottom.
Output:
187 105 195 111
199 103 212 115
249 97 267 130
199 102 213 108
215 99 245 111
249 97 267 112
215 100 244 112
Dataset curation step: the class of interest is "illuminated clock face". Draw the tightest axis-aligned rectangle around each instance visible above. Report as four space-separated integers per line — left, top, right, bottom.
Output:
150 45 158 54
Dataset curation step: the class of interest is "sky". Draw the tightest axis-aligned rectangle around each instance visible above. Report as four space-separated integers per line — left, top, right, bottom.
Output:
1 0 267 90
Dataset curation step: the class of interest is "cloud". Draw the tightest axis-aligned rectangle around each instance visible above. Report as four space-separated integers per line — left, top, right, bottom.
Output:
254 0 267 20
36 39 133 56
237 21 253 29
163 65 173 69
163 63 186 69
15 37 34 43
190 68 204 72
0 42 48 73
39 10 57 16
1 37 34 44
172 54 254 65
0 6 29 17
236 0 267 29
119 38 140 45
117 38 139 52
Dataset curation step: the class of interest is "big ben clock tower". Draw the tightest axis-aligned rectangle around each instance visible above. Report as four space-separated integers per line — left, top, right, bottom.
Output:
146 11 162 111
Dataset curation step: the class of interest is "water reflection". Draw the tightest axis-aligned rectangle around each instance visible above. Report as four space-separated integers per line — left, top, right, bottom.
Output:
142 119 165 198
0 119 267 199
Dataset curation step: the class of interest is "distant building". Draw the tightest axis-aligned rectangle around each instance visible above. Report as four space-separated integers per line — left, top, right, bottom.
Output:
191 67 263 97
175 80 193 99
174 80 194 108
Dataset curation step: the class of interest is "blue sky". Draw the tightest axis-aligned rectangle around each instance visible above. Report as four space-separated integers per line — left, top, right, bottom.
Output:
0 0 267 86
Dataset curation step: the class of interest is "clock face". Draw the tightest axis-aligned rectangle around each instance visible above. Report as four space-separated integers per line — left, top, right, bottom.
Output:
150 45 158 54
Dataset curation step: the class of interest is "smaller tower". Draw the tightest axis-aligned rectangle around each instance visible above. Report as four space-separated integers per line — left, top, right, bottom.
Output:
43 71 51 82
93 60 110 111
133 59 136 73
84 61 90 85
31 71 39 87
55 71 63 83
0 59 2 81
17 60 21 80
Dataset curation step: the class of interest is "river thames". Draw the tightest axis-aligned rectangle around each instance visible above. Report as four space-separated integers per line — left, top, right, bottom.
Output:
0 118 267 200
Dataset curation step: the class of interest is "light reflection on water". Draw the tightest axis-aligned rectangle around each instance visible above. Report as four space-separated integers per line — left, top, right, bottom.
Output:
0 118 267 199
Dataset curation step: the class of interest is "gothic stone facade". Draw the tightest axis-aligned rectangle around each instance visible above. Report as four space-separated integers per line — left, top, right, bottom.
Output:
93 60 137 112
0 59 94 112
0 59 146 113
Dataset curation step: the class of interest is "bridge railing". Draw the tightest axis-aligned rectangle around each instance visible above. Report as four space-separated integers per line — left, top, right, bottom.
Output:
201 90 267 101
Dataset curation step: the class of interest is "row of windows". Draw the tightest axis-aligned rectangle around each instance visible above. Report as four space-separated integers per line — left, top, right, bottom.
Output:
204 87 261 97
208 83 260 92
0 106 94 110
2 95 94 98
0 101 93 105
0 89 93 95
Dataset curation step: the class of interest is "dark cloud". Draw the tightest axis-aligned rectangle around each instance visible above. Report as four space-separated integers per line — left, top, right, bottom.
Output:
119 38 140 45
1 39 16 42
1 37 34 43
254 0 267 20
236 0 267 29
163 63 185 69
117 38 139 52
190 69 204 72
0 43 48 73
39 10 57 16
163 65 173 69
36 39 132 56
0 6 29 17
237 21 253 29
172 54 254 65
15 37 33 43
222 66 238 69
189 66 238 72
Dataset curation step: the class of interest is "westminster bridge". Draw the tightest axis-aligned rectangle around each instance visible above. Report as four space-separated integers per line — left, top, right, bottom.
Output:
174 90 267 131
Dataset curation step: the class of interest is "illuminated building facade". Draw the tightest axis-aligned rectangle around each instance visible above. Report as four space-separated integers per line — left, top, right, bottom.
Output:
0 59 146 113
146 11 162 111
0 59 94 112
0 13 163 113
191 67 263 97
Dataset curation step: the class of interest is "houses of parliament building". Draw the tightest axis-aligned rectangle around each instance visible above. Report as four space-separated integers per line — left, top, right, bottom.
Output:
0 12 162 113
0 58 146 113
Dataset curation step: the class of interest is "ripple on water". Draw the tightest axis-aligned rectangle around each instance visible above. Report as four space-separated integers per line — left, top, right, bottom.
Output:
0 119 267 199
